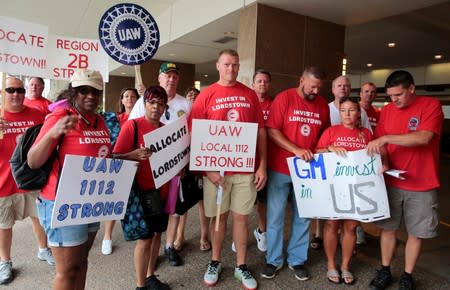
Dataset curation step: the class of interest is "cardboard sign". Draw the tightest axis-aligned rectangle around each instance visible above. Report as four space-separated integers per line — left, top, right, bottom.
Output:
0 16 48 76
190 119 258 172
144 116 190 188
47 35 109 81
98 3 160 65
51 155 137 228
287 149 390 222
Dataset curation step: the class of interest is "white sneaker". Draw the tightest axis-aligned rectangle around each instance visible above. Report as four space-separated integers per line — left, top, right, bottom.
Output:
37 248 55 266
101 239 113 255
254 228 267 252
356 226 366 245
231 241 236 253
0 261 12 284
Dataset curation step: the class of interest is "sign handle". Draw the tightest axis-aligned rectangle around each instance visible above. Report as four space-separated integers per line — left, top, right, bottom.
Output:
134 65 143 90
0 72 6 139
214 171 225 232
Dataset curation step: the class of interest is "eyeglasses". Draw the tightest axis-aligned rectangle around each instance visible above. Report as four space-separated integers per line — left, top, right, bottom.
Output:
77 86 102 97
5 87 26 94
145 99 166 106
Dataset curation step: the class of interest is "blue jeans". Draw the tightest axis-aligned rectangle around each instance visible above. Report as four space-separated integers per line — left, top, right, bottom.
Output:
266 170 311 267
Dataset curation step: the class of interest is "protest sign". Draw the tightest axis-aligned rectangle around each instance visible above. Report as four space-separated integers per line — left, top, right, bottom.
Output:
98 3 160 65
47 35 109 81
287 149 390 222
144 116 190 188
190 119 258 172
51 155 137 228
0 16 48 77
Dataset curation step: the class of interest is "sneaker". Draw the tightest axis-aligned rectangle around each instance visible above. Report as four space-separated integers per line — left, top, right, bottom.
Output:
234 264 257 290
0 261 12 284
38 248 55 266
164 246 182 266
145 274 170 290
356 226 366 245
261 263 282 279
231 242 236 253
369 267 392 290
101 239 113 255
253 228 267 252
288 264 310 281
399 273 415 290
204 261 222 287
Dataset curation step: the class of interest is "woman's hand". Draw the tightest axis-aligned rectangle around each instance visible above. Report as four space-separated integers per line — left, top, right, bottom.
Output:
328 146 347 157
49 115 79 139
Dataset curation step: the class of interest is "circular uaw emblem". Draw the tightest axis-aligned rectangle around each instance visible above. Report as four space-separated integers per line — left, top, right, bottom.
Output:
408 117 419 131
98 3 160 65
98 145 110 158
227 109 239 121
300 124 311 136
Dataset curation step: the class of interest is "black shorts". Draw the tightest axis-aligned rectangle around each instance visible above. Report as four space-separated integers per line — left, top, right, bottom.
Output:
256 186 267 203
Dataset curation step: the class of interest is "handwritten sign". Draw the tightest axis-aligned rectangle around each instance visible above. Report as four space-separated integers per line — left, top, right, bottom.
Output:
190 119 258 172
0 16 48 76
51 155 137 228
47 35 109 81
287 149 390 222
144 116 190 188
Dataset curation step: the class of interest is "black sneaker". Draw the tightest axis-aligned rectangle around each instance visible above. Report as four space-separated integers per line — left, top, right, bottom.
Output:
261 263 282 279
145 275 170 290
369 268 392 290
164 246 182 266
399 273 415 290
288 264 310 281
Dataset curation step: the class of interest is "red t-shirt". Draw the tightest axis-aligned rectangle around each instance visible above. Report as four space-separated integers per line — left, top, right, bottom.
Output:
113 117 168 198
365 105 380 132
266 88 330 175
317 125 373 151
375 96 443 191
35 108 112 200
260 98 273 123
117 113 129 127
0 107 45 197
24 97 52 115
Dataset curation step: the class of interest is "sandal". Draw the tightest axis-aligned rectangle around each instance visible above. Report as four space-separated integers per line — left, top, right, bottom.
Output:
341 270 355 285
327 269 341 284
309 237 323 250
199 239 211 251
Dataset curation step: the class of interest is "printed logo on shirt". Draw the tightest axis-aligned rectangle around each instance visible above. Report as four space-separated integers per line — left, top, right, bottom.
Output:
408 117 419 131
227 109 239 121
177 110 186 117
300 124 311 136
98 145 110 158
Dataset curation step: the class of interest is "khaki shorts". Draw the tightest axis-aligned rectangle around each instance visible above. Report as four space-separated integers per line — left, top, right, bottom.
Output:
375 186 439 238
203 174 256 217
0 191 39 229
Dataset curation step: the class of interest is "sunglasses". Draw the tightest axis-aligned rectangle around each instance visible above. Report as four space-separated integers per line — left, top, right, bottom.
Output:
77 86 102 96
5 87 26 94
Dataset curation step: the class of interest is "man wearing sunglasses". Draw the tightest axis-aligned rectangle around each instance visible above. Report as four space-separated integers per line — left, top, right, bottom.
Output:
24 77 52 115
0 77 53 284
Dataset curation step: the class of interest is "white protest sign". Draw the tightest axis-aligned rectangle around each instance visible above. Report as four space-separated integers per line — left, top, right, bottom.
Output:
144 116 190 188
190 119 258 172
47 35 109 81
287 149 390 222
51 155 137 228
0 16 49 77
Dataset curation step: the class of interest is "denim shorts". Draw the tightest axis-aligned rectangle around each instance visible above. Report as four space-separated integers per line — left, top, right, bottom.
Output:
37 197 100 247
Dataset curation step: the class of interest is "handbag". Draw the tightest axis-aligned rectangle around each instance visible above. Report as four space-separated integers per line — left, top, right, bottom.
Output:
121 183 150 241
175 171 203 215
121 120 150 241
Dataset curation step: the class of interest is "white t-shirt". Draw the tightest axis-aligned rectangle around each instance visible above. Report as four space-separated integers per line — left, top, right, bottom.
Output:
129 93 192 124
328 101 373 132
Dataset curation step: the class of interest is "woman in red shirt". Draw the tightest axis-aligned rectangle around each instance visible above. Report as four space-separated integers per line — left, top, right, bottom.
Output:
28 70 111 290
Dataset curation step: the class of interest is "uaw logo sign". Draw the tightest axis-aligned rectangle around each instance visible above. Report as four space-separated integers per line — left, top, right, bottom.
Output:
98 3 160 65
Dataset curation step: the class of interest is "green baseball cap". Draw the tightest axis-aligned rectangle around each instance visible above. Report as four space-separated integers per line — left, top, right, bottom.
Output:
159 62 179 74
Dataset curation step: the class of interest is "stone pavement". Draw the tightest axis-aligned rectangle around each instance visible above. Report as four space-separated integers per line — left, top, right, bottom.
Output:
4 202 450 290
